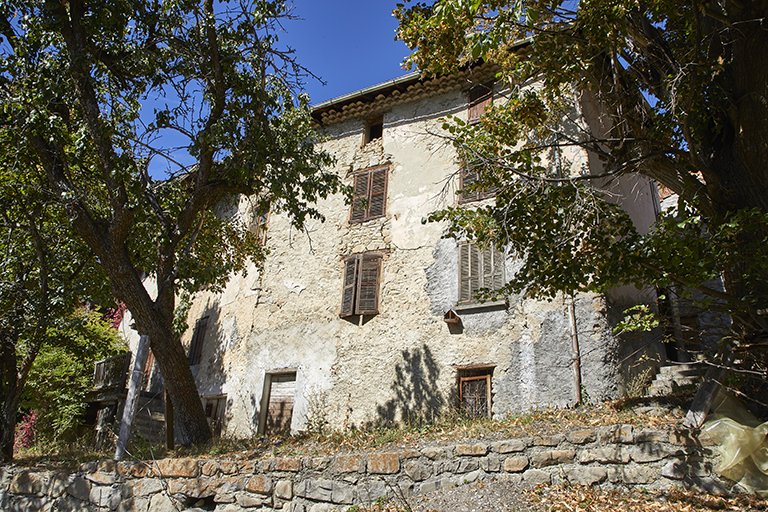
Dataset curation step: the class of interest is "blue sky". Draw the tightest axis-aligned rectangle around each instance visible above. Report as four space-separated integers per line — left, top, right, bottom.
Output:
277 1 413 105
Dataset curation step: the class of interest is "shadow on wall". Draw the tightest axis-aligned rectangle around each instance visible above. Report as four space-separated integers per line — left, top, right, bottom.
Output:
185 298 231 440
369 344 446 427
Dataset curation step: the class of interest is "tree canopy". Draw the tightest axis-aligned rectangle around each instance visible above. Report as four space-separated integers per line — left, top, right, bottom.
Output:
395 0 768 365
0 0 344 445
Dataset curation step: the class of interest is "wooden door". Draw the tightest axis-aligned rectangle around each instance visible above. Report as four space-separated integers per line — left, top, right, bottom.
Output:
266 373 296 434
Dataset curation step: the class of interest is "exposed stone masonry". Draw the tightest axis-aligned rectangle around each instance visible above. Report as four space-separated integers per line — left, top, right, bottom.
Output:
0 424 727 511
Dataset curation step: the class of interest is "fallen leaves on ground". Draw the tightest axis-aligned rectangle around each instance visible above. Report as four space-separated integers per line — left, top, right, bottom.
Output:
524 486 768 511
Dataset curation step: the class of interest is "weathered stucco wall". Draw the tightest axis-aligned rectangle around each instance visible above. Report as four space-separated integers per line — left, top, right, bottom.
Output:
141 71 662 437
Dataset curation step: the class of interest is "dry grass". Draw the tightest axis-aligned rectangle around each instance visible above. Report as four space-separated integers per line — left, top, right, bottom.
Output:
236 397 686 460
13 396 687 468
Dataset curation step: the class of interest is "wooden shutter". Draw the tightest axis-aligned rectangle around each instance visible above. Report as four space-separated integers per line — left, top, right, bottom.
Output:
340 254 382 316
482 246 495 294
350 172 369 222
459 167 479 203
468 81 493 123
460 166 497 203
141 350 154 391
367 167 387 219
340 257 359 317
459 243 480 303
491 247 505 291
356 254 381 314
350 167 388 222
188 316 208 365
460 244 503 303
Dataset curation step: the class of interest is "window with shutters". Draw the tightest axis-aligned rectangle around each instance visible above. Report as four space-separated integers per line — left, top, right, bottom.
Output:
468 81 493 124
340 253 382 317
188 316 208 365
458 243 504 305
350 166 388 223
459 165 497 203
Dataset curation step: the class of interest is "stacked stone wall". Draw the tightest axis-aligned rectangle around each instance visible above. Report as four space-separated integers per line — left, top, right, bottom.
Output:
0 424 728 511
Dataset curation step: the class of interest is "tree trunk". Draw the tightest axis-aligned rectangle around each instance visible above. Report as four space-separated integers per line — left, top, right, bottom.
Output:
30 130 212 447
96 246 211 446
0 331 20 462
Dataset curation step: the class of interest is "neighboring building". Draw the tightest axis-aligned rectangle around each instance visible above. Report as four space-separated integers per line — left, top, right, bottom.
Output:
118 65 665 439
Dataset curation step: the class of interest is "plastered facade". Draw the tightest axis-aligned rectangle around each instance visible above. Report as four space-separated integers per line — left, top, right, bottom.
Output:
130 69 662 438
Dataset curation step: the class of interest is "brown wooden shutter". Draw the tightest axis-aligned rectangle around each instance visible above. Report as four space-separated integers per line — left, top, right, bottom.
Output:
340 257 358 317
492 247 505 291
468 81 493 123
459 167 479 203
367 167 387 219
459 243 480 303
356 254 381 314
141 350 154 391
460 165 497 203
482 246 494 293
459 243 471 303
470 244 480 300
350 172 369 222
188 316 208 365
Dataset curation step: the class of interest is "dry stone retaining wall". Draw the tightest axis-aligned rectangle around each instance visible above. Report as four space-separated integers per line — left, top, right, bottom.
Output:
0 425 728 511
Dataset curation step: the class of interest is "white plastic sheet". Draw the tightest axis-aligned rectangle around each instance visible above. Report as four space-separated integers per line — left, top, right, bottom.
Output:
703 390 768 496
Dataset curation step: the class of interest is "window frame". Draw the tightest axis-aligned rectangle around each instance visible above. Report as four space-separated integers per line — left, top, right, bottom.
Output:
456 364 495 419
349 165 388 223
458 165 497 203
458 242 505 305
340 253 382 317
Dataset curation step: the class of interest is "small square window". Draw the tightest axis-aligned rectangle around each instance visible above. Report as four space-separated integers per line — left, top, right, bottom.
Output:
364 114 383 144
457 365 495 418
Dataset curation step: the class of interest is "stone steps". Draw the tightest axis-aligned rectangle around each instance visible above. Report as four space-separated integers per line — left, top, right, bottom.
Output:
646 363 706 396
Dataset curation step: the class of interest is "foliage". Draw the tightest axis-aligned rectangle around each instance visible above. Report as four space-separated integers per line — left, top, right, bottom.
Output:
0 0 345 444
19 310 125 446
13 410 37 450
303 386 330 436
0 149 113 460
395 1 768 354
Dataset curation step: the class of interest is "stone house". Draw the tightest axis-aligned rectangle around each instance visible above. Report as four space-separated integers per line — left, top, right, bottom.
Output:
117 65 664 439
